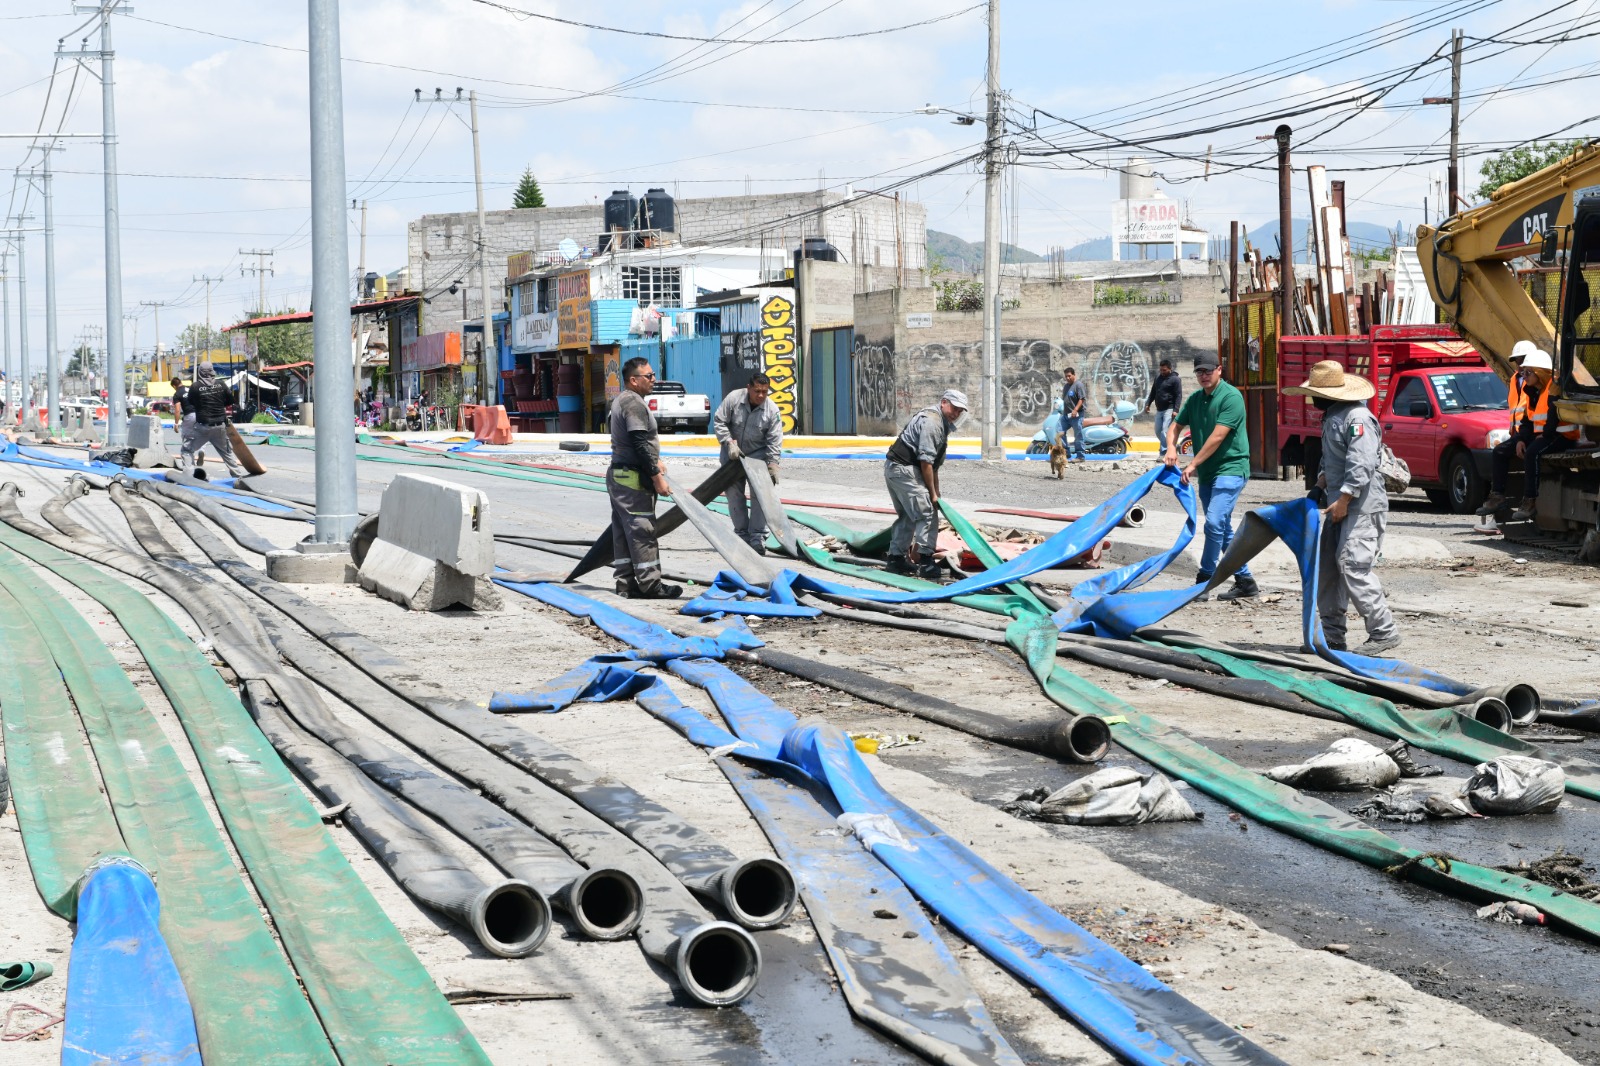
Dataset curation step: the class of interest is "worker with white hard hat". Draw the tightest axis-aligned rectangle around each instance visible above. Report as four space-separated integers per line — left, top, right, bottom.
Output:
883 388 968 581
1479 345 1582 520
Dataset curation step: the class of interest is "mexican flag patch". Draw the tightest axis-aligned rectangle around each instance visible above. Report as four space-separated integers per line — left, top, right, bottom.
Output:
1349 423 1366 439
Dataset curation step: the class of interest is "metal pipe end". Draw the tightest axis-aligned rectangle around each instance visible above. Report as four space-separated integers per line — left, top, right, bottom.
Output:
1048 715 1112 764
673 921 761 1006
1502 683 1541 726
1470 697 1513 733
0 483 22 499
717 857 798 930
1123 505 1147 528
468 880 551 958
561 866 643 941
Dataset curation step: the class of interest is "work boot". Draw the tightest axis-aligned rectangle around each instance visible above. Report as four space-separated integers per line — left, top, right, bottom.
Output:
744 532 768 556
1509 498 1538 522
1215 576 1260 601
886 555 915 576
916 562 944 583
1359 633 1403 656
636 581 683 600
615 577 642 599
1475 492 1508 517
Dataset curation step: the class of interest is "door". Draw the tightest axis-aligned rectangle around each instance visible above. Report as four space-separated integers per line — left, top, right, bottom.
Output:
1382 373 1440 480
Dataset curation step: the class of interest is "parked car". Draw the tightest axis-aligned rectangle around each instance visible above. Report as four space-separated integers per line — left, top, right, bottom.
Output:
1278 326 1508 513
648 380 711 433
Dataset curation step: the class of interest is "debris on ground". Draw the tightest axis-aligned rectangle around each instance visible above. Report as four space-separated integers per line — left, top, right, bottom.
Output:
1352 755 1565 821
1476 901 1547 925
1496 848 1600 901
1002 767 1199 825
1065 905 1226 965
848 732 923 754
1265 738 1401 790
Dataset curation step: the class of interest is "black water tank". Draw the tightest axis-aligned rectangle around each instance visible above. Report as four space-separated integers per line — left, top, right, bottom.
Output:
602 190 636 250
793 236 841 271
638 188 676 234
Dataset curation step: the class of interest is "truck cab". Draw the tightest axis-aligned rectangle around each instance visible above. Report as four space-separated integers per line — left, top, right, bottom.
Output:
1278 326 1507 513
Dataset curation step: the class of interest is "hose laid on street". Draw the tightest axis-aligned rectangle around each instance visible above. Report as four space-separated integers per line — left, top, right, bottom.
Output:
142 488 763 1004
140 477 286 555
0 482 491 1065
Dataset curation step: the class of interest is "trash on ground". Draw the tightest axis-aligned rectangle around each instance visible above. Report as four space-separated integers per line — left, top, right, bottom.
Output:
1265 738 1401 791
1352 755 1565 821
1002 767 1199 825
1476 901 1546 925
848 732 923 754
1496 848 1600 901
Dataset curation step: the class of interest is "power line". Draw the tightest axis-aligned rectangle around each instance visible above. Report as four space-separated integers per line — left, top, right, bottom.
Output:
462 0 979 43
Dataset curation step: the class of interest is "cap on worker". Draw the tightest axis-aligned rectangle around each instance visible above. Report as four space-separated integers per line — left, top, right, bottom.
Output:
1192 357 1219 372
941 388 970 411
1522 349 1554 372
1510 340 1542 363
1283 359 1376 402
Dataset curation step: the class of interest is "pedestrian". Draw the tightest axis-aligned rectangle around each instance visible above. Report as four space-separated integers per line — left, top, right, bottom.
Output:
1285 360 1400 654
884 389 968 580
178 362 247 478
1165 358 1257 600
713 371 784 555
1144 358 1182 452
1059 368 1087 461
171 374 195 457
1478 345 1577 520
607 357 681 600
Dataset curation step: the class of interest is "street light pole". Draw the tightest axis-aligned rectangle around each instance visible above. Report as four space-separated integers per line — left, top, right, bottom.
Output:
40 149 61 432
980 0 1003 460
308 0 357 544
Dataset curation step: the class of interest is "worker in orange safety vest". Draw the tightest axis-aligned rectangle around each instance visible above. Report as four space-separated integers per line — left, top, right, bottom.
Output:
1480 347 1582 520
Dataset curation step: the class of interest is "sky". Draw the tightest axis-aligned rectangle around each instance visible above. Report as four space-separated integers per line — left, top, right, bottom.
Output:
0 0 1595 372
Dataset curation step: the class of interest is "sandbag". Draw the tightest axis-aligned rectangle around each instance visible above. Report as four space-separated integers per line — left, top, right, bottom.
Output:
1265 738 1401 791
1467 755 1565 816
1003 767 1198 826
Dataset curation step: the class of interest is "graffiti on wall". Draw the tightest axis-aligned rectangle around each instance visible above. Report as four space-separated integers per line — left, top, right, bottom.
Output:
760 295 799 433
850 336 1204 432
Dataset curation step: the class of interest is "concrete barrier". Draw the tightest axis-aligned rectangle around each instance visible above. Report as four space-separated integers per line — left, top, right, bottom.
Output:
72 408 100 444
357 472 501 611
128 414 175 468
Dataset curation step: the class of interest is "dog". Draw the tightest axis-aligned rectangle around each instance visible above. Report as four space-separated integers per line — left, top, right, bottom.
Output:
1048 435 1068 479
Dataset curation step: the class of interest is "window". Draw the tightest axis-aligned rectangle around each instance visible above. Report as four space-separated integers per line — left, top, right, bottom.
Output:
1430 371 1506 413
622 266 681 307
513 280 535 314
1392 375 1432 417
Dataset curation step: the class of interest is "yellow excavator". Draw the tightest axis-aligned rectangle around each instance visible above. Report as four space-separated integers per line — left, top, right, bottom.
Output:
1418 140 1600 558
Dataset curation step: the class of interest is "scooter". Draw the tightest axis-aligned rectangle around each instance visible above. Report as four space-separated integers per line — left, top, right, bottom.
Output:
1027 399 1140 455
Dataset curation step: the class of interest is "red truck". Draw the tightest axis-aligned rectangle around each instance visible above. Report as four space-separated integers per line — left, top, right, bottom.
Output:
1277 325 1509 513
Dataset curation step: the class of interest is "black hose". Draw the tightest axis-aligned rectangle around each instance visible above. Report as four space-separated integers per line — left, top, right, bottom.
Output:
566 460 745 581
21 480 555 959
729 646 1112 764
143 489 769 1003
138 479 285 555
160 470 314 520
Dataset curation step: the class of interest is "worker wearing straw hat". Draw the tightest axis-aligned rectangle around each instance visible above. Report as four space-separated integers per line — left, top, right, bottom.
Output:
1285 360 1401 655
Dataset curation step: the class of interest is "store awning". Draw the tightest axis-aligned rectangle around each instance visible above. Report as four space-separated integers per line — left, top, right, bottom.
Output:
223 294 421 332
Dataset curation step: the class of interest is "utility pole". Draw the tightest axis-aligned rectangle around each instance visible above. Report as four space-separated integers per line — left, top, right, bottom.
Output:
1422 30 1464 216
139 300 163 378
1275 125 1294 336
309 0 358 546
979 0 1004 460
355 198 368 293
14 225 29 410
239 248 275 315
68 1 131 445
0 245 9 423
192 274 222 373
470 90 493 407
35 147 63 431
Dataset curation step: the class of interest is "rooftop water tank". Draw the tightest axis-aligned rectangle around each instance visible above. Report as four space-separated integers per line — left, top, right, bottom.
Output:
1119 157 1155 201
792 236 841 272
602 189 636 251
638 187 676 234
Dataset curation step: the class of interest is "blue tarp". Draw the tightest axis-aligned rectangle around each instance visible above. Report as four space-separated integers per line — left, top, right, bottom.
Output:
64 858 200 1066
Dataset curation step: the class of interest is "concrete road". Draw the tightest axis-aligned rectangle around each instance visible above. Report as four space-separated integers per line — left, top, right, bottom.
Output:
1 438 1596 1065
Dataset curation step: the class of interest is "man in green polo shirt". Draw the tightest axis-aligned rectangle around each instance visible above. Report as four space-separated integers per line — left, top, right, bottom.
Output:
1164 357 1258 600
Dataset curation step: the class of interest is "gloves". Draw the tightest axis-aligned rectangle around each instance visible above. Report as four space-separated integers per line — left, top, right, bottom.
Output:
726 441 742 461
767 463 780 485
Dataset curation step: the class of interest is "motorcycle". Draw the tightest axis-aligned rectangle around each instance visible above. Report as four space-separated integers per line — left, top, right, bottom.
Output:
1027 399 1140 455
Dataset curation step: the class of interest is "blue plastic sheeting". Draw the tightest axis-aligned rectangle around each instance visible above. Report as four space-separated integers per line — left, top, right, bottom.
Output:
680 466 1181 618
667 658 1275 1066
65 858 200 1066
489 656 658 712
492 575 763 659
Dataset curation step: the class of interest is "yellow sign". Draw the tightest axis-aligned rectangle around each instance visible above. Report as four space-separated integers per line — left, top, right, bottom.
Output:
760 294 798 433
557 270 592 348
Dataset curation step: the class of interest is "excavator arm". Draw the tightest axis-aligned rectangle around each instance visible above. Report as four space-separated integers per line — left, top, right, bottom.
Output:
1417 140 1600 427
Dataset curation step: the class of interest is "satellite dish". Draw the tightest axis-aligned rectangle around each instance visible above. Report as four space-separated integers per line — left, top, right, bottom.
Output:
558 238 580 261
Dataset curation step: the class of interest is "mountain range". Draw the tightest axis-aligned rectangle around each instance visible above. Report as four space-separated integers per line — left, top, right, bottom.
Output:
929 218 1405 266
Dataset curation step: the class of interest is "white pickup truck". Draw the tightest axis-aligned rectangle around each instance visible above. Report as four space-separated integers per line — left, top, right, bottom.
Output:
648 381 711 433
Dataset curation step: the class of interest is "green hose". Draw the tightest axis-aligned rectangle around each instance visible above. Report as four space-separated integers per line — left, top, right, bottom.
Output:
0 523 490 1066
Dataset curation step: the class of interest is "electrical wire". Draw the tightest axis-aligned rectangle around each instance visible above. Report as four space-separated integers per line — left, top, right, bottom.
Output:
462 0 978 43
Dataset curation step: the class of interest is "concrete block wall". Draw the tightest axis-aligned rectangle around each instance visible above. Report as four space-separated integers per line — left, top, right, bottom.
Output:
852 272 1224 435
408 191 928 325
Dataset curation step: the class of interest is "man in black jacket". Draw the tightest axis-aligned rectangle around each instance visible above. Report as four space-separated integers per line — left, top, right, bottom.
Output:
1144 358 1182 451
179 362 247 477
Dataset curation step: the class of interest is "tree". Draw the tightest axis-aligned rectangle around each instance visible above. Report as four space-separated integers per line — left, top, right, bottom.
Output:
1475 140 1585 202
177 322 227 358
65 344 95 377
512 168 546 209
247 307 314 366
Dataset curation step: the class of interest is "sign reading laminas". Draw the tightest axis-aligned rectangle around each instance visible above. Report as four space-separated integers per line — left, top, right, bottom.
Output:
759 294 799 433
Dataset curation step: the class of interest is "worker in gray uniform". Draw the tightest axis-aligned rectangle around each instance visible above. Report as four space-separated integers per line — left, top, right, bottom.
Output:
607 356 681 600
713 371 784 554
1285 360 1400 655
883 389 969 580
